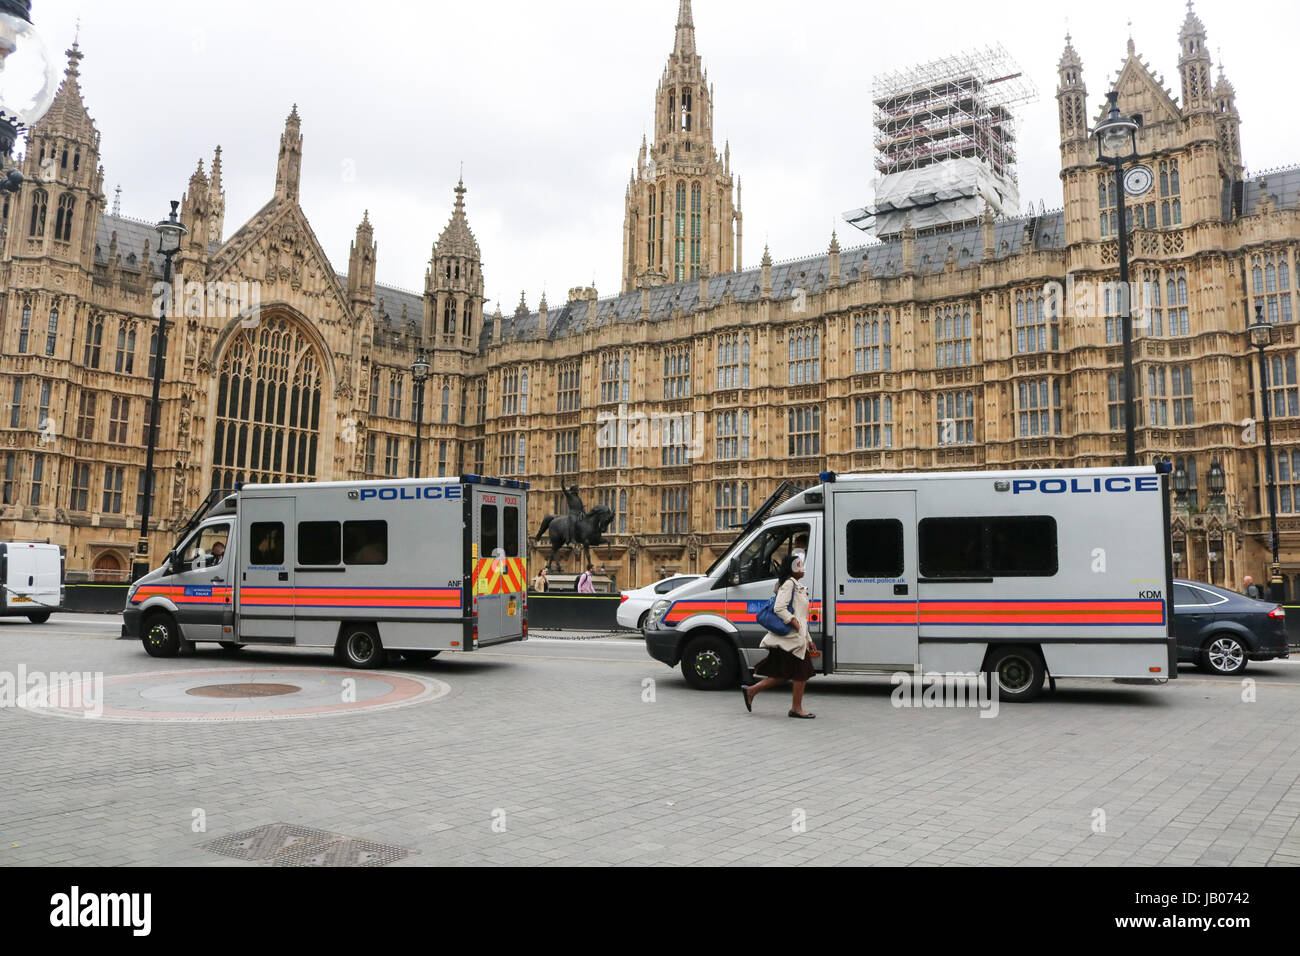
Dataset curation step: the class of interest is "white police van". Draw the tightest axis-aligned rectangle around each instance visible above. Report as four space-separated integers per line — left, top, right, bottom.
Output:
0 542 63 623
123 476 529 666
644 466 1175 701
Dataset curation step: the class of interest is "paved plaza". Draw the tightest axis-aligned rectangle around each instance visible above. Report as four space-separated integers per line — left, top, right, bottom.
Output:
2 616 1299 866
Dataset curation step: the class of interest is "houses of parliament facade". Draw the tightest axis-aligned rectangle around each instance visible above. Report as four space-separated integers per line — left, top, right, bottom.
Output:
2 1 1299 593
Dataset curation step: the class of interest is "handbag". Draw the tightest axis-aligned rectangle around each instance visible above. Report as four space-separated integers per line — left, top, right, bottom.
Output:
755 594 790 635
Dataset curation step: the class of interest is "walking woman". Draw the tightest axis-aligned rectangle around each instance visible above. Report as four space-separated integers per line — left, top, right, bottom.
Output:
741 554 817 718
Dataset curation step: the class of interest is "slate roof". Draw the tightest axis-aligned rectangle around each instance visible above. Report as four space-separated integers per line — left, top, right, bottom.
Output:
475 210 1068 349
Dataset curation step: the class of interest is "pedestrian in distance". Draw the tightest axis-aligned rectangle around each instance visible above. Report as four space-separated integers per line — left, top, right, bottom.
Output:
532 566 549 592
577 564 596 594
741 554 817 718
1244 575 1261 599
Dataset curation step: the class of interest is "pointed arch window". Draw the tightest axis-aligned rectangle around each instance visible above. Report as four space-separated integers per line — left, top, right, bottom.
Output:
115 324 136 373
690 183 701 279
54 194 75 242
674 181 687 281
211 316 323 492
45 307 59 357
441 385 450 423
83 314 103 368
443 298 457 335
28 189 47 237
681 87 693 131
18 303 31 353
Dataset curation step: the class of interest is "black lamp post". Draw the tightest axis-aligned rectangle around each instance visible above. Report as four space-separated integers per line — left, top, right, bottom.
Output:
133 200 186 581
410 350 430 477
1092 90 1143 466
1248 305 1284 597
0 0 57 193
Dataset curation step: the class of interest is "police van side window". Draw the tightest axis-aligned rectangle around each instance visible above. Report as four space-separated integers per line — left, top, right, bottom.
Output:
503 506 520 558
481 505 498 556
735 524 809 584
249 522 284 565
847 520 903 577
919 516 1057 578
343 521 387 565
299 521 342 566
184 523 231 570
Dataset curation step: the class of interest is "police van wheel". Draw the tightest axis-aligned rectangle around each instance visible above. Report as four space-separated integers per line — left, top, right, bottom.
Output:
142 613 181 658
26 611 51 624
340 626 386 669
680 634 739 690
986 646 1045 703
1201 634 1248 676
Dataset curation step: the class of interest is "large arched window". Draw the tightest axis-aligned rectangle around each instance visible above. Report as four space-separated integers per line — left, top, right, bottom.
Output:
29 189 47 237
55 194 75 242
211 317 323 491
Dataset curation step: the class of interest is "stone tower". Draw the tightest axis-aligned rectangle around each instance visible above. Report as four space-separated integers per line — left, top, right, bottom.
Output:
424 178 484 353
621 0 739 292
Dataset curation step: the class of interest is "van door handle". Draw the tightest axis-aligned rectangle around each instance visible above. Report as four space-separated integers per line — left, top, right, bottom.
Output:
278 572 289 581
894 584 909 595
211 576 225 584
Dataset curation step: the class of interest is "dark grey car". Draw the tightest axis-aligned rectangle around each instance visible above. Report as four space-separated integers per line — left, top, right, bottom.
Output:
1173 579 1290 675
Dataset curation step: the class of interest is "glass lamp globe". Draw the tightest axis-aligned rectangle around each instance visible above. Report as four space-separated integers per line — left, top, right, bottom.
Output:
0 3 59 134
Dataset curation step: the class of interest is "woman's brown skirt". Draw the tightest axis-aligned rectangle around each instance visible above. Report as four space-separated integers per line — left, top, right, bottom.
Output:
754 646 815 681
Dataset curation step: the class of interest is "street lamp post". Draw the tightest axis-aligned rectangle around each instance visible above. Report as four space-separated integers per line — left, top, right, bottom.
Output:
410 350 431 477
133 201 187 581
1248 306 1284 599
1092 90 1144 466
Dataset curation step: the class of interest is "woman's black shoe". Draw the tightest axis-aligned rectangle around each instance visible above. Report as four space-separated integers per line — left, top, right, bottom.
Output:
741 684 753 712
788 710 816 719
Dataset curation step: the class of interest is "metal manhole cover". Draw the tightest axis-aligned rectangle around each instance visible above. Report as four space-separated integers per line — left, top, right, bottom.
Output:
203 823 411 867
186 683 302 698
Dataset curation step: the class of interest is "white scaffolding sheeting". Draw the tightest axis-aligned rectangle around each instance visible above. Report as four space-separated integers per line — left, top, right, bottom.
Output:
846 44 1038 238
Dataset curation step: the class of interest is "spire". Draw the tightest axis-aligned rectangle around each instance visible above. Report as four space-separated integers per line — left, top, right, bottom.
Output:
1178 1 1212 113
275 105 304 202
435 177 480 260
111 184 121 217
674 0 696 58
39 40 93 132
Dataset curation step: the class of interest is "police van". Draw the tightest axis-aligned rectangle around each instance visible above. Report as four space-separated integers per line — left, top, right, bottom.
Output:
123 476 529 666
643 466 1175 702
0 542 63 623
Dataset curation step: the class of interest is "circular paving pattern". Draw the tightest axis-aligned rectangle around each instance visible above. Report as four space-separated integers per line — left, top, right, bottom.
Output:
17 668 450 723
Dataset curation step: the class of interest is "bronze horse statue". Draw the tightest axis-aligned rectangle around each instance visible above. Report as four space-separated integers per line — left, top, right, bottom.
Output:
535 505 614 569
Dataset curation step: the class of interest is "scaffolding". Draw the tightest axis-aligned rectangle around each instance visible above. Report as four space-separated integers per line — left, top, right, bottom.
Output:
845 45 1038 238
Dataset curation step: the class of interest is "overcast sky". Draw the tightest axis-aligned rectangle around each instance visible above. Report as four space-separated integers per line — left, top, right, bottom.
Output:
30 0 1300 309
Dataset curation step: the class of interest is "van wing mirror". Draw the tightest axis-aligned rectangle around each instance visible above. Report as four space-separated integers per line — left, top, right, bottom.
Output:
728 558 741 587
167 550 182 576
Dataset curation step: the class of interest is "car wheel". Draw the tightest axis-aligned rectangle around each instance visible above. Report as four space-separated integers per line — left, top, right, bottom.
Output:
26 611 51 624
637 610 649 631
142 613 181 658
340 625 386 669
986 645 1046 703
680 634 739 690
1201 634 1248 675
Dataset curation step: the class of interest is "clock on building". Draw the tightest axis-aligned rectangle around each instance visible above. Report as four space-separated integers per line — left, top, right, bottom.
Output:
1123 164 1154 198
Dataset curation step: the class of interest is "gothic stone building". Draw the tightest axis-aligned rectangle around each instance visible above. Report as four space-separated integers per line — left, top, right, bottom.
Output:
3 3 1300 594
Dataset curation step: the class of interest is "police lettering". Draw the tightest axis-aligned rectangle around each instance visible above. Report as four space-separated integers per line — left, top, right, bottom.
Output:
1011 476 1159 495
358 485 465 502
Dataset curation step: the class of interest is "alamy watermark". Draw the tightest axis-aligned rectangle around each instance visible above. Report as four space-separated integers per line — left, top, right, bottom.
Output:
1042 274 1166 332
3 665 104 718
596 402 705 460
890 665 1000 718
152 278 262 328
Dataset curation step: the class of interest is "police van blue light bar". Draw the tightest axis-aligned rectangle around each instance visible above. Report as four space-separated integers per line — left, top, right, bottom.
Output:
819 471 837 483
1155 461 1173 474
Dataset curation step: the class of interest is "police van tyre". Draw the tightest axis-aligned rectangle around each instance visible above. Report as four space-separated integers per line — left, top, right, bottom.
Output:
986 645 1046 703
142 612 181 658
1200 633 1248 676
339 624 386 669
680 633 740 690
26 611 51 624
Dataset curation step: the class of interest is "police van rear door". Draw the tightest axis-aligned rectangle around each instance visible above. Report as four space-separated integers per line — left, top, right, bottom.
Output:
470 483 526 645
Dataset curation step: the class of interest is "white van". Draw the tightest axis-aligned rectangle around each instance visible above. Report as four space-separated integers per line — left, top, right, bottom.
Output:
123 475 529 666
644 466 1175 702
0 542 63 623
